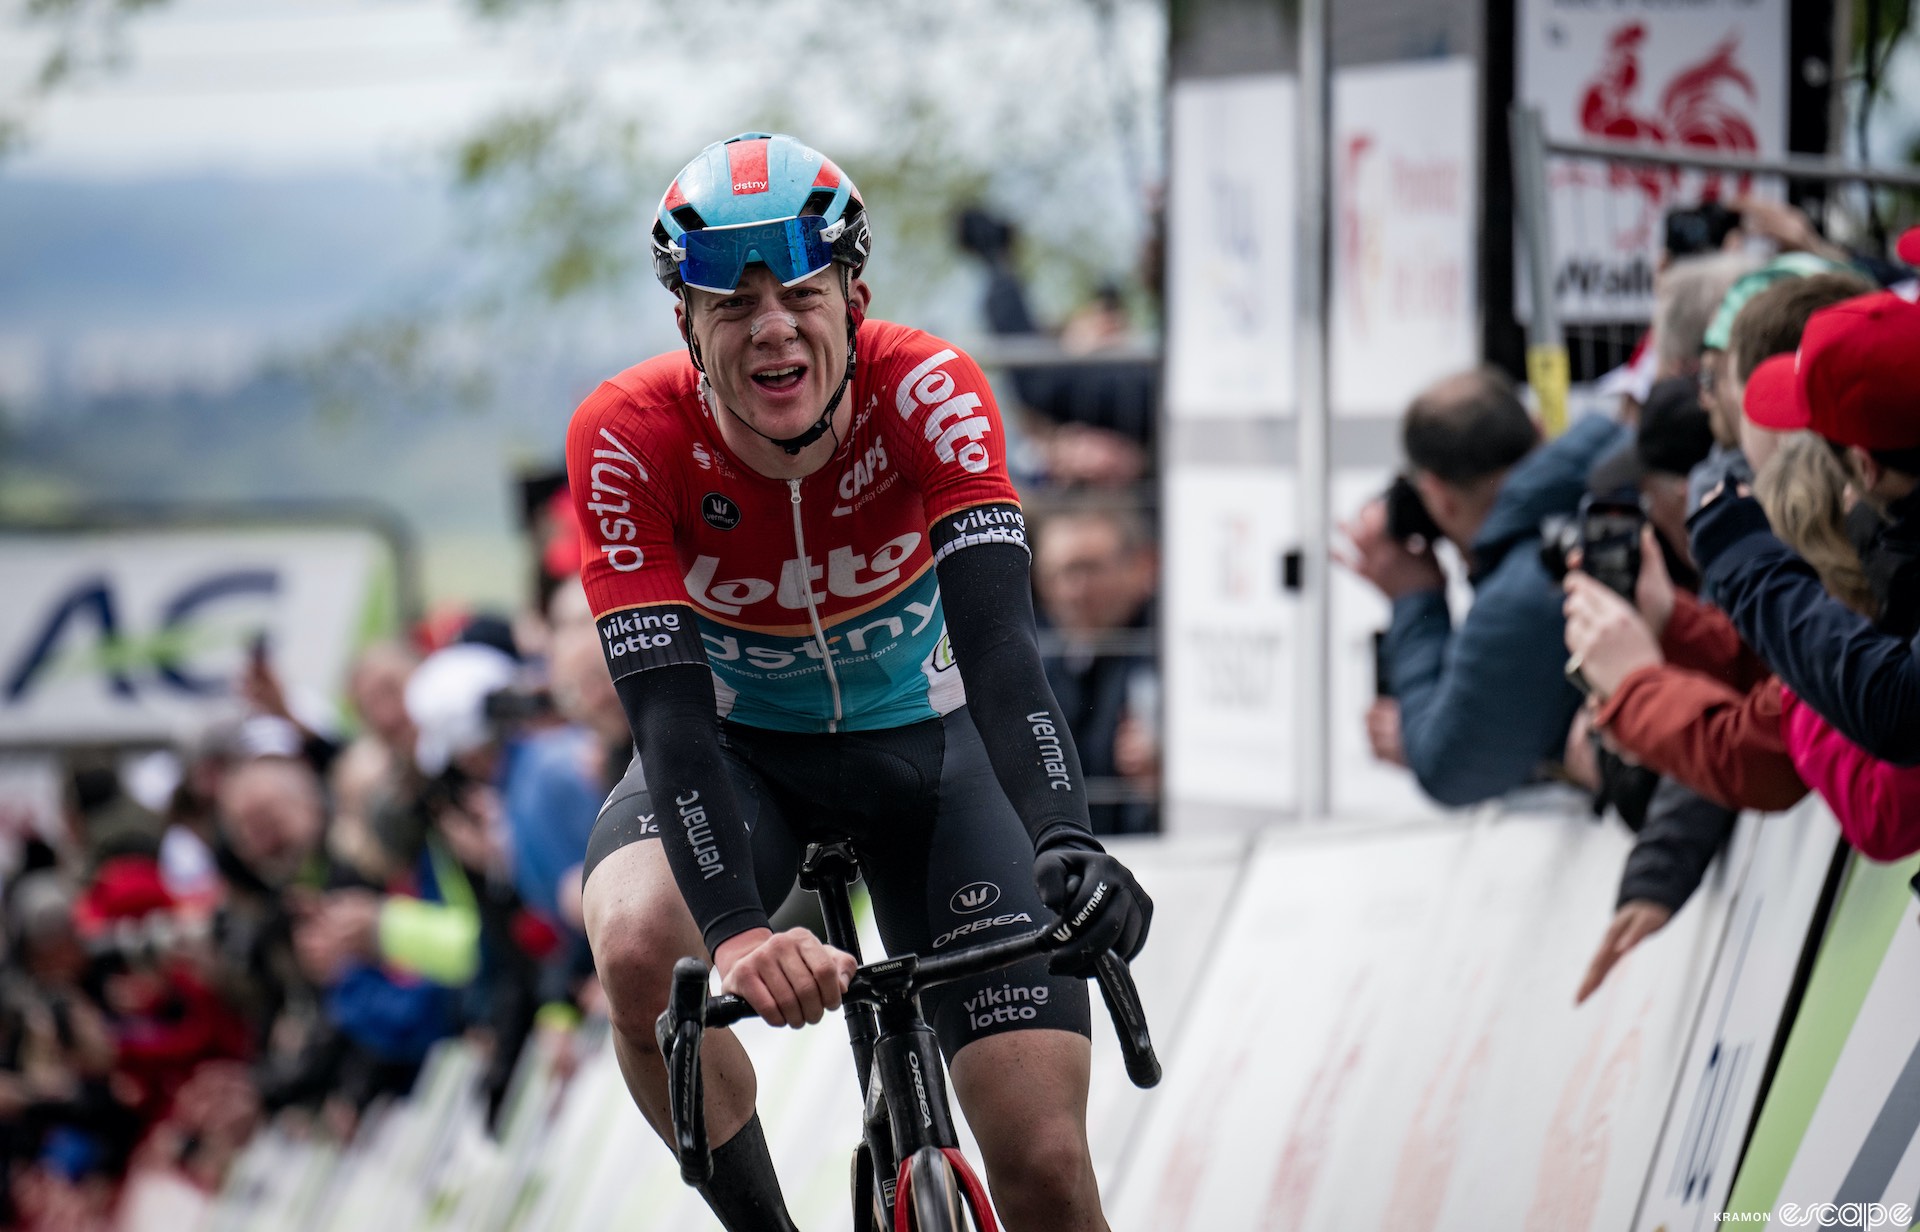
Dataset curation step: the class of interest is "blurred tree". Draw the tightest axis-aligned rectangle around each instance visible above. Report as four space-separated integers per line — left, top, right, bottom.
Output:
310 0 1165 414
1 0 171 156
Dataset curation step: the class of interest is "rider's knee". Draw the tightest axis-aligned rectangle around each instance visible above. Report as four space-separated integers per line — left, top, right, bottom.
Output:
978 1115 1094 1209
590 907 685 1043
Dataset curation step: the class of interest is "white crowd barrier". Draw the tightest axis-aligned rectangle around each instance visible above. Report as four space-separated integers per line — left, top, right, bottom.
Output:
136 795 1907 1232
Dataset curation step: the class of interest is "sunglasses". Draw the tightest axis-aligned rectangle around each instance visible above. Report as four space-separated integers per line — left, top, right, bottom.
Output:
671 216 845 295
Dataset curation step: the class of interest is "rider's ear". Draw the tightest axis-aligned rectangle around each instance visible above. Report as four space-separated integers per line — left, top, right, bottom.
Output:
675 297 691 343
847 278 872 316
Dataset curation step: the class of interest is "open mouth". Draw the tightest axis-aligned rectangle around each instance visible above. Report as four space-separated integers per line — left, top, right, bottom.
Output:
752 365 806 391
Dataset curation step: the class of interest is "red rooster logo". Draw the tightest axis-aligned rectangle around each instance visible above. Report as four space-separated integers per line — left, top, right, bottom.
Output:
1568 22 1759 238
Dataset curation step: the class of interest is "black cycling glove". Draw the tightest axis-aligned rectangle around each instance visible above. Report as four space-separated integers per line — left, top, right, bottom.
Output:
1032 834 1153 976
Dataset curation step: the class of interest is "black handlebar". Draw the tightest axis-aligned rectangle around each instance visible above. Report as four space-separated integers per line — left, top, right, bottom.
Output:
654 929 1160 1179
657 958 718 1184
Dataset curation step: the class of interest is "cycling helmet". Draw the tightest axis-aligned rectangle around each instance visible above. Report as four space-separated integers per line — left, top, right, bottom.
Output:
651 132 872 294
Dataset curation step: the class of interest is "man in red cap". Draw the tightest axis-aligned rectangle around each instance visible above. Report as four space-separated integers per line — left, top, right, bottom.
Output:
1689 288 1920 766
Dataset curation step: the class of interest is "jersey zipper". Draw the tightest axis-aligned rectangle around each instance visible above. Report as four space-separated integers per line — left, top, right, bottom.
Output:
787 478 844 732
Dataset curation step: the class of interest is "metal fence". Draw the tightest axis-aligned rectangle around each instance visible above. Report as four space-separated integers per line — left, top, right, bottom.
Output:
1510 104 1920 409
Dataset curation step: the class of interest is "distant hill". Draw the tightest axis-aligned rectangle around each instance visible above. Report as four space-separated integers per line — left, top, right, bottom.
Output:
0 172 453 334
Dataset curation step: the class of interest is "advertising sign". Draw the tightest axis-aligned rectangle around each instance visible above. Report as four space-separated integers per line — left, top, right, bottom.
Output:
1519 0 1788 321
1725 851 1920 1228
1332 59 1480 418
1633 804 1841 1231
0 527 395 745
1164 74 1297 420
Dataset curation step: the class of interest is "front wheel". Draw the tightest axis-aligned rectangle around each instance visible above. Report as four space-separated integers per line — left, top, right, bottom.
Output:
897 1147 995 1232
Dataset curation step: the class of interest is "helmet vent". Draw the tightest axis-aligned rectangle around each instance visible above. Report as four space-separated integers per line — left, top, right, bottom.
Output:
670 204 707 232
799 189 837 218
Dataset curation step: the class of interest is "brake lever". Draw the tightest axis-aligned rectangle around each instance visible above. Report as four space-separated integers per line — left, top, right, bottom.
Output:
661 957 714 1183
1092 951 1161 1089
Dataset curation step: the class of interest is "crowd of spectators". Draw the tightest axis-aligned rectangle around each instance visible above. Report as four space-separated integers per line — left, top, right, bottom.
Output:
1344 200 1920 1000
0 583 621 1229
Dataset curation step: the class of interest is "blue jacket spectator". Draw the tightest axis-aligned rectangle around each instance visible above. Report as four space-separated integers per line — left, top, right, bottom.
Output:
1386 414 1627 805
1341 367 1629 807
502 726 606 925
1692 493 1920 766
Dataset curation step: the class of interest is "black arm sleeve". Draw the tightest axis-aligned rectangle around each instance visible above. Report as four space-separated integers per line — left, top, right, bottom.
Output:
934 537 1098 854
1616 776 1738 913
608 655 771 956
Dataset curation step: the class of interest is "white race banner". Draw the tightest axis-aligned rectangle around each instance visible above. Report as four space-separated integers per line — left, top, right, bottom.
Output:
1519 0 1789 321
0 527 394 745
1332 58 1480 418
1164 74 1297 420
1162 467 1296 816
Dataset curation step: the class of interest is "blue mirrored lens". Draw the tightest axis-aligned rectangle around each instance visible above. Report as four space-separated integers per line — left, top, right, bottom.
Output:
677 216 836 293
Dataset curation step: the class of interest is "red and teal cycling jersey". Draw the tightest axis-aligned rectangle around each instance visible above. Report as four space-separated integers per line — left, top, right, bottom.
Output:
565 318 1029 733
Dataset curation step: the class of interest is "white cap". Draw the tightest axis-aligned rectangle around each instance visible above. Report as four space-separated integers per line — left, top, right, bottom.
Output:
405 644 518 776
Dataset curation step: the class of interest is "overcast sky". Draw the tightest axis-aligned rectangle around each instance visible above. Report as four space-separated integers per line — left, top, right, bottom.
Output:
0 0 579 179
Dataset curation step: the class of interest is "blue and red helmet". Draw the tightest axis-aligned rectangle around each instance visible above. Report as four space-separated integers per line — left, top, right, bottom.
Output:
651 132 872 294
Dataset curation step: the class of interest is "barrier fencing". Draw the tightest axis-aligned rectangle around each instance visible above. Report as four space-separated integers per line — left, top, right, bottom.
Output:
1509 106 1920 399
126 795 1920 1231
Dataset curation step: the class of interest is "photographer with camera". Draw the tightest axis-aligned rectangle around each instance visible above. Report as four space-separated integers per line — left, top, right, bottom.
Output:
1338 368 1629 807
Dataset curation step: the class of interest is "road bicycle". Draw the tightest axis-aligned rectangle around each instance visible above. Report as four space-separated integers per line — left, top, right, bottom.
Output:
656 838 1161 1232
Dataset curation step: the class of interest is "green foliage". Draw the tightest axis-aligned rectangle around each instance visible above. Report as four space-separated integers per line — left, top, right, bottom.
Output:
305 0 1165 408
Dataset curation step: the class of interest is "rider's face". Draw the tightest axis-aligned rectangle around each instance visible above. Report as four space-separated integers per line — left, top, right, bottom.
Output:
680 265 868 444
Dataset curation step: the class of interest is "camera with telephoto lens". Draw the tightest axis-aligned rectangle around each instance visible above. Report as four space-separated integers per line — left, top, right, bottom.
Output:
1383 474 1443 547
1539 496 1646 602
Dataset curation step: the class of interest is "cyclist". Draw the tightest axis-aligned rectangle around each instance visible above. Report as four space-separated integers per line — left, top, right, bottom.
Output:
566 133 1153 1232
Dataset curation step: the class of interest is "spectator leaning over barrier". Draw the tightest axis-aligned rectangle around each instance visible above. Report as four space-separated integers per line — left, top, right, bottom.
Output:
1339 368 1629 806
1588 376 1716 586
1690 289 1920 768
1562 275 1871 998
1750 433 1920 860
1563 274 1872 811
1031 502 1161 836
1686 254 1789 511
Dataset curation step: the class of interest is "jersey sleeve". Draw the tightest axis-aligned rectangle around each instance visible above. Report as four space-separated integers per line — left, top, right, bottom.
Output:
566 383 706 678
877 334 1030 566
565 383 771 952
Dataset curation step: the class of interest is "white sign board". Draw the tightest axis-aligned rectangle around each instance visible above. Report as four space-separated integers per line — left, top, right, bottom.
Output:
1163 468 1296 816
1332 59 1480 418
1519 0 1788 321
1164 74 1297 420
0 528 393 745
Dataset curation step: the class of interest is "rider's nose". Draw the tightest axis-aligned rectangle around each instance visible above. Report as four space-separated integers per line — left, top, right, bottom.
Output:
748 308 801 345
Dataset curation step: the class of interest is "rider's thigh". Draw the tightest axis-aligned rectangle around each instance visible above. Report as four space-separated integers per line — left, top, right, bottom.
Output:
948 1029 1099 1210
581 837 706 1042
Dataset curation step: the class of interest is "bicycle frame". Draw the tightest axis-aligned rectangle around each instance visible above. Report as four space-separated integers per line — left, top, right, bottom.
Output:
657 839 1160 1230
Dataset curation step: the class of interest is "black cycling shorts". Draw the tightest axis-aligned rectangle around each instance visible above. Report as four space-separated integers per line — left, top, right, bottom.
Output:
582 706 1090 1060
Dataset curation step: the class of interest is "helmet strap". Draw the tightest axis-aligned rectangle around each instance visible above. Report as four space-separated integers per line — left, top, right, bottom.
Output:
677 287 707 374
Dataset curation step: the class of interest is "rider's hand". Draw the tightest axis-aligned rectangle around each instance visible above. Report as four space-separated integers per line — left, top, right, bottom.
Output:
712 926 857 1029
1033 838 1153 977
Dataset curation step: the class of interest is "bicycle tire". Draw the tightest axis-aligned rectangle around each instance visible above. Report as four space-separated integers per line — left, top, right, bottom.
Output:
903 1147 968 1232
